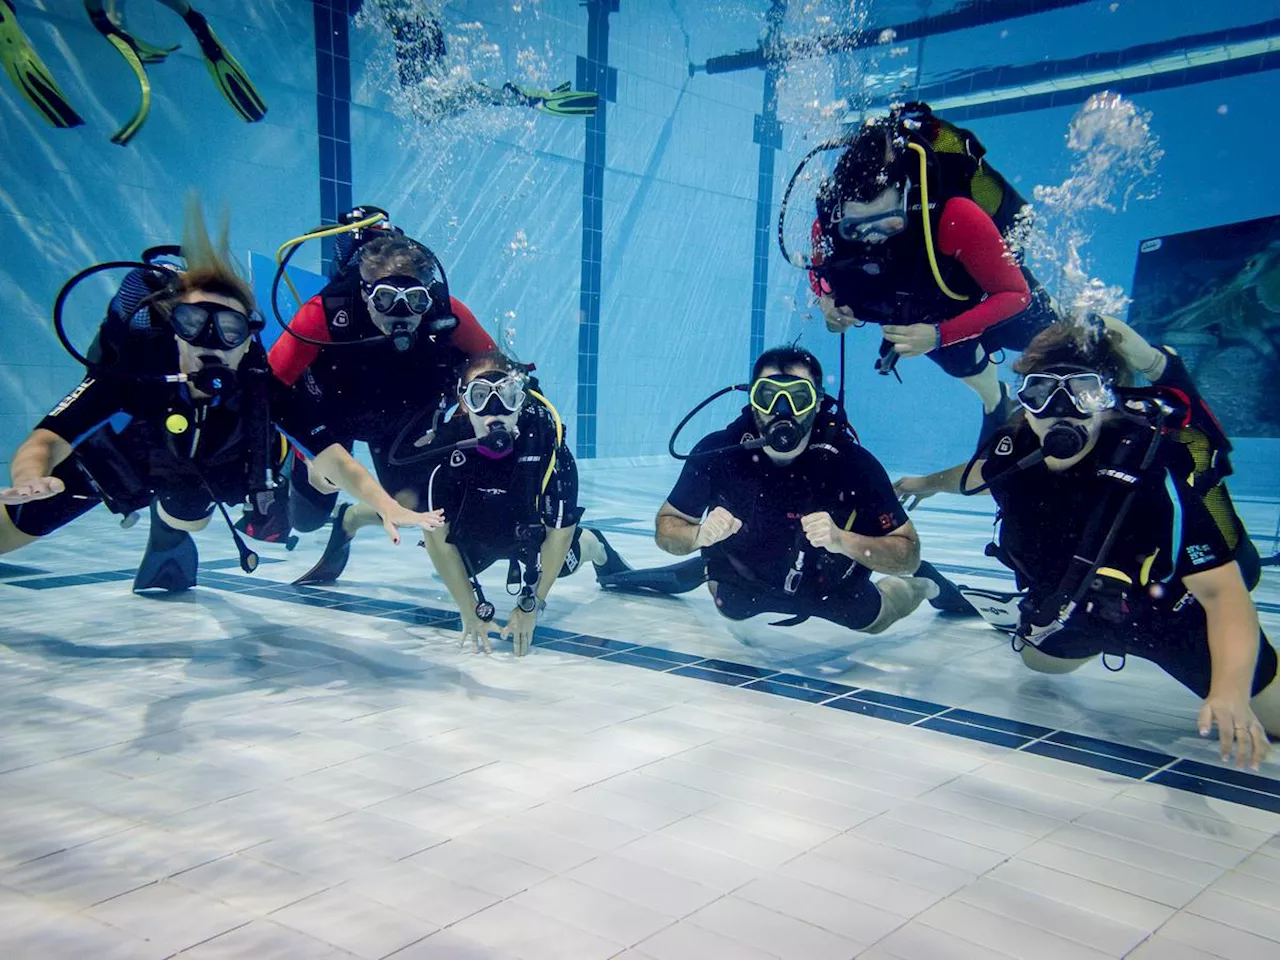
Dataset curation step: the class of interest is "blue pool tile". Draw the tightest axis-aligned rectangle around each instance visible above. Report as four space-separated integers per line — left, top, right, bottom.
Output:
555 634 637 653
1045 731 1176 768
769 674 858 697
849 690 946 716
628 646 703 665
698 659 776 680
824 697 927 725
1150 770 1280 814
0 562 48 579
537 638 609 658
742 680 832 704
919 716 1030 750
599 651 680 672
670 665 751 687
1024 741 1156 780
531 626 588 643
1168 759 1280 798
939 709 1054 739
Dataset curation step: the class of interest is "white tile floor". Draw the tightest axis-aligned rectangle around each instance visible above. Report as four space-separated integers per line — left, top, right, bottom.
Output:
0 458 1277 959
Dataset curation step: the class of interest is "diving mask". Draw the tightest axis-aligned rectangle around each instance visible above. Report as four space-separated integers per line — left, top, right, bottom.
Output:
361 275 434 317
1017 371 1115 420
462 373 526 417
170 302 259 349
833 190 908 243
749 376 818 418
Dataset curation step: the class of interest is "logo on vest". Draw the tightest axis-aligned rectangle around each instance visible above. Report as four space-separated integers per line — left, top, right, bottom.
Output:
994 435 1015 457
450 450 466 467
332 309 350 328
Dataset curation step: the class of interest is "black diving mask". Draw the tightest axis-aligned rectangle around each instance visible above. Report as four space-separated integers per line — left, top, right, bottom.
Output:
171 302 259 349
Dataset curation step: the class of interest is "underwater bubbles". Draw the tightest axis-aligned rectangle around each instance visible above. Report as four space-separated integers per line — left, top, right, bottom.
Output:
1011 91 1164 319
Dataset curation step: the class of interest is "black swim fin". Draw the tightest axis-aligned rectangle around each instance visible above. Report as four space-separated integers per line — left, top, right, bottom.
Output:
596 556 706 595
293 503 354 585
914 561 981 616
588 528 631 580
133 503 198 593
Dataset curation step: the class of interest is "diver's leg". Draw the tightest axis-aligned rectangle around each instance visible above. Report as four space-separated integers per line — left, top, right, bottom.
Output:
961 361 1005 413
577 528 607 567
0 505 40 555
858 575 938 635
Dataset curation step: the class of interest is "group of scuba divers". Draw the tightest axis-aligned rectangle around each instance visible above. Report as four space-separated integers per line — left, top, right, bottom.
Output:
0 101 1275 769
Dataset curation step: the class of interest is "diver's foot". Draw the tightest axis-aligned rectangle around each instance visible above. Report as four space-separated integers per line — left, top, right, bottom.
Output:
914 560 981 616
589 529 631 580
977 381 1014 449
294 503 355 585
134 511 198 593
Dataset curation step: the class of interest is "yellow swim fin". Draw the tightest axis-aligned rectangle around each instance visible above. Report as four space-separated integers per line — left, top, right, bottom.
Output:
504 80 598 118
0 0 83 128
87 4 152 145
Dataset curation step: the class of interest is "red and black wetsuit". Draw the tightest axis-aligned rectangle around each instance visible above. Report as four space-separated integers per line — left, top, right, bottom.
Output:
269 280 495 524
811 197 1055 378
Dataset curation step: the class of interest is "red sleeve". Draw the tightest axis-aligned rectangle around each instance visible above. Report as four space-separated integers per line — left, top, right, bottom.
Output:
808 218 831 297
268 296 330 386
934 198 1030 348
447 297 496 356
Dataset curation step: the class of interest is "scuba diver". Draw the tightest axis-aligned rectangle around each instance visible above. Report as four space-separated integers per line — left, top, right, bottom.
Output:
782 102 1055 445
0 199 442 593
83 0 266 144
652 346 941 638
267 210 494 584
402 352 628 656
894 322 1277 769
351 0 597 120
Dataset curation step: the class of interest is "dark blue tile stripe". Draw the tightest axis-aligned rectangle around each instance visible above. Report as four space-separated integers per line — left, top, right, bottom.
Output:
1151 770 1280 815
312 0 353 275
7 566 1280 814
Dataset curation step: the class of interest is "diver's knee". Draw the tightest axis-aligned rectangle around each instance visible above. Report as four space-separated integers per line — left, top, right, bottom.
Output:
1020 645 1096 674
0 505 39 555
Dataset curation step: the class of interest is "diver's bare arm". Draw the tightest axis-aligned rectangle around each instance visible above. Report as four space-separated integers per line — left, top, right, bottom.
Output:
423 526 480 614
9 429 72 486
312 444 402 517
838 520 920 575
655 502 702 556
534 525 576 601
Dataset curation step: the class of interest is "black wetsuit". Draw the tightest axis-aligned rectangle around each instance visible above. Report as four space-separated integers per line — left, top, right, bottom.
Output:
419 405 585 576
667 412 909 629
983 418 1276 698
8 368 333 537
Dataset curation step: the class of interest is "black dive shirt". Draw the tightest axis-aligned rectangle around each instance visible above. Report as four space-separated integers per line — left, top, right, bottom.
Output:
667 412 908 591
981 419 1239 612
421 405 581 552
37 372 336 494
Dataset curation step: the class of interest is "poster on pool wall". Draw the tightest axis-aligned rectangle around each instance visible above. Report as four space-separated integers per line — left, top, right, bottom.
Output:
1128 212 1280 438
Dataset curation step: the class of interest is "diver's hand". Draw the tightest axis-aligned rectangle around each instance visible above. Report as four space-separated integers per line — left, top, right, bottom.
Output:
883 323 939 358
801 512 845 554
696 507 742 548
458 612 495 655
817 295 858 333
0 476 65 504
893 475 937 511
380 506 445 544
1198 694 1270 770
501 607 538 657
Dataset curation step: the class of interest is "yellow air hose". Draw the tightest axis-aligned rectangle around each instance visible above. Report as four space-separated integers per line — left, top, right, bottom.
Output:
529 389 562 494
907 141 969 302
273 211 389 304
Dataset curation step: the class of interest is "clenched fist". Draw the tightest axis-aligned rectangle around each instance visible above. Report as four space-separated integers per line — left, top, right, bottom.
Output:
695 506 742 548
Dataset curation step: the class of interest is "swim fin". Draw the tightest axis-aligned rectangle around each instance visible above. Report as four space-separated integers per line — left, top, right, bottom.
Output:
181 7 266 123
596 556 706 596
587 528 631 580
0 0 84 128
86 5 151 145
914 560 981 616
293 503 354 585
134 503 198 593
503 80 597 118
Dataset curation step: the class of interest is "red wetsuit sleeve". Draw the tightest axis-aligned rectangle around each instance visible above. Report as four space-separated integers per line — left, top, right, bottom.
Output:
934 198 1031 348
808 218 831 297
447 297 496 356
268 296 331 386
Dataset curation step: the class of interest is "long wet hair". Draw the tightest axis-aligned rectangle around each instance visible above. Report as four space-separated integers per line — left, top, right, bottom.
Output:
150 195 255 318
1014 321 1134 386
